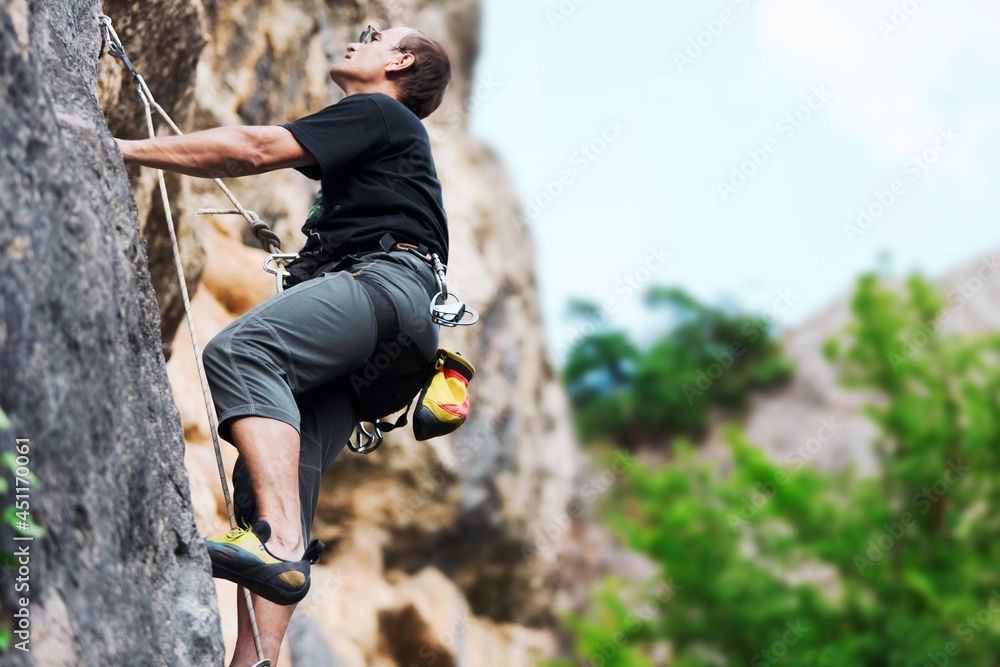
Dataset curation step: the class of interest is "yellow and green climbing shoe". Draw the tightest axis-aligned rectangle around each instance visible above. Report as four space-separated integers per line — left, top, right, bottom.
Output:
204 520 311 606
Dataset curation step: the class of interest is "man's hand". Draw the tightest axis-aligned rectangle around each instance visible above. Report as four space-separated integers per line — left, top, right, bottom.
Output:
115 126 317 178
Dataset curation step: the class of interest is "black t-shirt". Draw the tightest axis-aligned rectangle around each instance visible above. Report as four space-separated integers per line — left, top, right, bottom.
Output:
280 92 449 269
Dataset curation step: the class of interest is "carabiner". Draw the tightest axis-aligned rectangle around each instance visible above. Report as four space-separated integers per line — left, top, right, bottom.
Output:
348 421 384 454
262 253 300 293
430 291 479 327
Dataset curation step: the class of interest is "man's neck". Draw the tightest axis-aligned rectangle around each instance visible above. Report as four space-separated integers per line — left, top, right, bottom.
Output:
341 81 398 100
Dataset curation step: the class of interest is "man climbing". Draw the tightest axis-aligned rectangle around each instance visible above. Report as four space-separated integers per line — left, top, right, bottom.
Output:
116 24 452 666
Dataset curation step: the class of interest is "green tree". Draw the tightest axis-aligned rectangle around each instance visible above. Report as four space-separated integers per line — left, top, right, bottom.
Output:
553 273 1000 666
562 288 793 446
563 324 642 446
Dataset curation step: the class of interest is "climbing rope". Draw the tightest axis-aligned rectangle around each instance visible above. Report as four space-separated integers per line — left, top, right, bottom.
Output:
99 14 279 667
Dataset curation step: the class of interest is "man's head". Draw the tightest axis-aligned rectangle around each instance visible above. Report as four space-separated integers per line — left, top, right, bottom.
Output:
329 25 451 120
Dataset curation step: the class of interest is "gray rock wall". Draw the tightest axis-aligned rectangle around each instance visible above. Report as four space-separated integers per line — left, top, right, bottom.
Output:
0 1 223 665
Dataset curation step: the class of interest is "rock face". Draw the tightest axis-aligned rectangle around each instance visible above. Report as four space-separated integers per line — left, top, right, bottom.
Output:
98 0 209 360
0 1 223 666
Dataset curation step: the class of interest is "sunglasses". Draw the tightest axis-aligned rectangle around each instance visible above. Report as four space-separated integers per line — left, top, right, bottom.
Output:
359 25 409 55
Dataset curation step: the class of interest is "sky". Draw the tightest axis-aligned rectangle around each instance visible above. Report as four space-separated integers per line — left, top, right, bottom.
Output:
467 0 1000 366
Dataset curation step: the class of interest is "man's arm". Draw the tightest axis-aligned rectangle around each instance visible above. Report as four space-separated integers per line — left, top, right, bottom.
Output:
115 125 317 178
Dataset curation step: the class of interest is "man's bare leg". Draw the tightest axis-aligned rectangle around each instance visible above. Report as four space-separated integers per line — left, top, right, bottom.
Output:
229 416 304 561
230 586 297 667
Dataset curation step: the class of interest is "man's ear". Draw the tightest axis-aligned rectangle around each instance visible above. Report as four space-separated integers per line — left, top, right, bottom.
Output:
385 52 416 74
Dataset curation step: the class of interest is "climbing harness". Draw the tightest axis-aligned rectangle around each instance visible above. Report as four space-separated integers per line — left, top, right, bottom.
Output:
344 240 479 454
99 14 279 665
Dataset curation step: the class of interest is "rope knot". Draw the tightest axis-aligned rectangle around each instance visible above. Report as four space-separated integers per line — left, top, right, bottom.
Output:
249 218 281 253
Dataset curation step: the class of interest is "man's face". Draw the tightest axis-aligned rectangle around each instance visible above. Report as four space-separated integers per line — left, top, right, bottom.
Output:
329 26 415 87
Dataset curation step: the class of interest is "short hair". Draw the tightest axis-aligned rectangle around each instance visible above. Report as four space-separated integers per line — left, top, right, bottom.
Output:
393 31 452 120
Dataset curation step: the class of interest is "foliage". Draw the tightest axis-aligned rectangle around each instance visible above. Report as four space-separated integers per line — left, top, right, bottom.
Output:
547 577 657 667
552 274 1000 666
562 288 793 446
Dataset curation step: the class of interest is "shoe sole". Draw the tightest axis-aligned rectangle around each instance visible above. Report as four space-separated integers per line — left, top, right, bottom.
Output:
211 560 310 606
206 542 310 606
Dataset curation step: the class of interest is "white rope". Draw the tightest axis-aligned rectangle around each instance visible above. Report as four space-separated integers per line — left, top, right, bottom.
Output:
100 15 270 664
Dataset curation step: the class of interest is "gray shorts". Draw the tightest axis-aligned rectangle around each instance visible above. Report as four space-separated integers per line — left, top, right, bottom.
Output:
202 249 440 541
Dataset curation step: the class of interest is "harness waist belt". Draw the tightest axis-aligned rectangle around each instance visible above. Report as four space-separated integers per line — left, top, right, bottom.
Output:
283 233 438 289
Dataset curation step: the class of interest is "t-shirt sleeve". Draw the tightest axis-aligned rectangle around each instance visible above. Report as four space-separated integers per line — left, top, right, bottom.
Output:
280 95 390 180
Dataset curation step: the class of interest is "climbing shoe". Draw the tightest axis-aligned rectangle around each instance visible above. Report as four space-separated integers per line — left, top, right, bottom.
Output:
204 520 317 606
